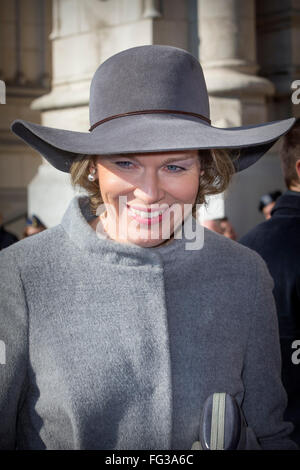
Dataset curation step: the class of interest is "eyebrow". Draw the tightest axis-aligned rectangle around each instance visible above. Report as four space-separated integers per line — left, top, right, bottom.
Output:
111 154 196 165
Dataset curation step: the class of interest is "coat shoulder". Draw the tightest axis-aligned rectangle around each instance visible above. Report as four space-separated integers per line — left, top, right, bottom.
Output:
204 226 269 270
201 228 275 310
239 220 269 246
0 224 66 268
240 216 300 255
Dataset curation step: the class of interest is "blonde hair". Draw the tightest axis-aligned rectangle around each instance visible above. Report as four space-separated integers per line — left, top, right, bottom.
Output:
70 149 238 219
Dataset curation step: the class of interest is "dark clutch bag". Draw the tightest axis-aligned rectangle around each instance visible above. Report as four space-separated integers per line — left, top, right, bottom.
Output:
191 392 257 450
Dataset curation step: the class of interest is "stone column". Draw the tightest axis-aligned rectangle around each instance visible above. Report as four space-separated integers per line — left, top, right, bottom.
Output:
197 0 276 236
0 0 52 237
198 0 274 124
256 0 300 120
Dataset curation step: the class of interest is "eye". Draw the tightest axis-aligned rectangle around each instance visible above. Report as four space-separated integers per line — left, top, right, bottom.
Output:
166 164 186 172
115 161 134 168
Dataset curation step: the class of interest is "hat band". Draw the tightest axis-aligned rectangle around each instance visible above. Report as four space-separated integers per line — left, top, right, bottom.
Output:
89 109 211 132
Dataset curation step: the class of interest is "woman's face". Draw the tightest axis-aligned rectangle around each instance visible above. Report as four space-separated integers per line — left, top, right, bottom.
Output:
92 150 202 247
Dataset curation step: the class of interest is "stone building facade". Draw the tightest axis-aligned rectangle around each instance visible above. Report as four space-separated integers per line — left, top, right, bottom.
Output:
1 0 299 238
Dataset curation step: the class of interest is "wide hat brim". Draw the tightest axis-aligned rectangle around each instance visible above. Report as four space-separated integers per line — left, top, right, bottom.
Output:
11 114 296 173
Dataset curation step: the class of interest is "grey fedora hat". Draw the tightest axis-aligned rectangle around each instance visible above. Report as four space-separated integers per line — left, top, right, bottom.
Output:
11 45 295 173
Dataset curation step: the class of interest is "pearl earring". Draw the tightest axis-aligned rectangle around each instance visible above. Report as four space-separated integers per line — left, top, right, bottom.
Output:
88 168 96 182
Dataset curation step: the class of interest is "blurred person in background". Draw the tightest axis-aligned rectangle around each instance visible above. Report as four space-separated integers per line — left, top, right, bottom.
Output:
202 216 237 240
258 190 282 220
23 215 47 238
0 213 19 251
240 118 300 445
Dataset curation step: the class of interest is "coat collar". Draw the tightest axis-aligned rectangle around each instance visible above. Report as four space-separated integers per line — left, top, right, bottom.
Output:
271 190 300 217
60 195 202 267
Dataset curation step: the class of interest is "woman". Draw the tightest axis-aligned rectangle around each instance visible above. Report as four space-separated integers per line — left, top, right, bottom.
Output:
0 45 297 450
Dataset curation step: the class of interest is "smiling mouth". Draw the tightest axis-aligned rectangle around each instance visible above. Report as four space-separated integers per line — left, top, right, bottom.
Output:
126 205 169 224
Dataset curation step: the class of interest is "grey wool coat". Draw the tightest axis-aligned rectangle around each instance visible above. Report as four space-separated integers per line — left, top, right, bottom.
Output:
0 195 298 450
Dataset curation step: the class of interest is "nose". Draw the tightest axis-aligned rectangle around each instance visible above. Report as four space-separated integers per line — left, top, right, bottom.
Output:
133 169 165 204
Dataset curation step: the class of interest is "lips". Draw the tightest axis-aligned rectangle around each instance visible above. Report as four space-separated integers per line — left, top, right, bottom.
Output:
126 204 169 225
127 204 168 213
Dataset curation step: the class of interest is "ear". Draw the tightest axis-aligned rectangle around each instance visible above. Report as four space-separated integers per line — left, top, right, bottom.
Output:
88 156 97 173
89 154 98 170
296 159 300 179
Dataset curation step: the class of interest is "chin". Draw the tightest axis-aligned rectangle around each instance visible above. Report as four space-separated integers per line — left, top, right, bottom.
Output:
129 236 167 248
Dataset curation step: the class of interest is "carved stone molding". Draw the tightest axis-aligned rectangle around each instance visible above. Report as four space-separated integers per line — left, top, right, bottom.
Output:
198 0 274 98
143 0 162 19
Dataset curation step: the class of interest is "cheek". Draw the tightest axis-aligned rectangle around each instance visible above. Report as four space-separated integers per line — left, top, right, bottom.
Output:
166 172 200 203
97 168 131 199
